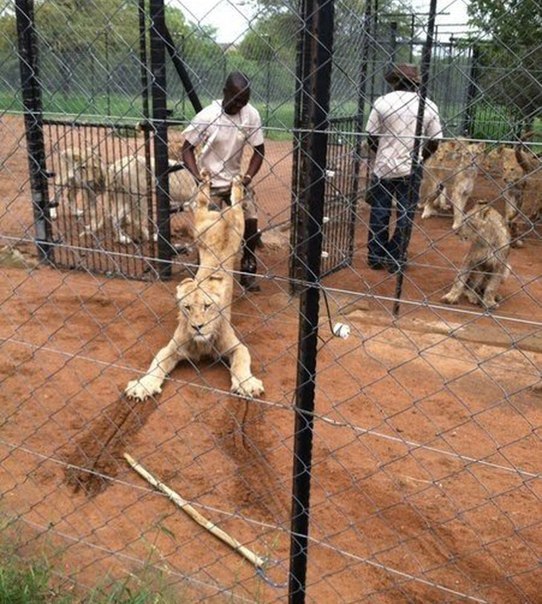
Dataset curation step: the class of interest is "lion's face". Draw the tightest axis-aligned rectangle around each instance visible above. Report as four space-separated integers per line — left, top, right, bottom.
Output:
176 277 225 343
456 204 490 241
499 148 523 184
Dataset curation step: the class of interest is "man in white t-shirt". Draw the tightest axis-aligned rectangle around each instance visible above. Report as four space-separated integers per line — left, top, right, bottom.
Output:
181 72 265 291
365 63 442 272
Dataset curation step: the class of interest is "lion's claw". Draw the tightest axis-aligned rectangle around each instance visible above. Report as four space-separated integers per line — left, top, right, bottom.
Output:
125 378 162 401
231 376 264 398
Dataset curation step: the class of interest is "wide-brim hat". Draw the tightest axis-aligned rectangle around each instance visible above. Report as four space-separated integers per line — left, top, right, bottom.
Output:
385 63 421 85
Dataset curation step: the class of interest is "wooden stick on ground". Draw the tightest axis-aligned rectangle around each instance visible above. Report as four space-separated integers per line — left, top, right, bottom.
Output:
123 452 265 569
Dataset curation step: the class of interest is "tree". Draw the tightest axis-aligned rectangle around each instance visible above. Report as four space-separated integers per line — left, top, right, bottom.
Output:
468 0 542 123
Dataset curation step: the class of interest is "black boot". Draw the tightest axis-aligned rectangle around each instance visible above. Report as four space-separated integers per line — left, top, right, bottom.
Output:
240 218 261 292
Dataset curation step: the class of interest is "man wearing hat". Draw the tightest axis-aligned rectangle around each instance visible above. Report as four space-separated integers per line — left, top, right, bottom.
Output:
365 63 442 272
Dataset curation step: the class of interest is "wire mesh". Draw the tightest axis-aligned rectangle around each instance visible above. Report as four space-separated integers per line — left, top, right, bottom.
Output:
0 0 541 602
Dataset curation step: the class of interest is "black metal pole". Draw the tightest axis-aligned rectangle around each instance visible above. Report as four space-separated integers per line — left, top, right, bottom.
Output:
138 0 155 255
288 2 335 601
352 0 373 261
105 25 111 116
288 0 315 294
390 21 398 64
15 0 53 262
462 44 480 137
149 0 171 279
392 0 438 316
162 24 202 114
356 0 372 129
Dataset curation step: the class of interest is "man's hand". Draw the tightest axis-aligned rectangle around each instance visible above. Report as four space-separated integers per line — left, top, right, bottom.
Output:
242 174 253 188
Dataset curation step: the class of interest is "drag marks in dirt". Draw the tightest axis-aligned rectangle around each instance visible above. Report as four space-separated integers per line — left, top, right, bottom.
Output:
62 395 158 496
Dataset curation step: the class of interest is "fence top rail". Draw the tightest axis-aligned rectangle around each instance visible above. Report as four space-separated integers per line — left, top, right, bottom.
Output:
42 117 140 130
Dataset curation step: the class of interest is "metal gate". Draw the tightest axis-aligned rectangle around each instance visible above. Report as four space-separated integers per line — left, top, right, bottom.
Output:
15 0 200 280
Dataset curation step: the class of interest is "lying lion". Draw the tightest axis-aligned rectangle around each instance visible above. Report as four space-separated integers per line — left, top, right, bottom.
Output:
52 146 107 220
125 176 264 401
81 155 198 245
441 201 511 309
125 273 264 400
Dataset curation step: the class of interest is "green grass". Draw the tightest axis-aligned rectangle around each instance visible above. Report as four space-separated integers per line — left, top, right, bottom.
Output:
0 519 184 604
2 90 540 145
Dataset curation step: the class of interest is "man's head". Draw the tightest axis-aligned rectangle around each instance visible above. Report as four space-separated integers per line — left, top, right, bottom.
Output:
385 64 420 91
222 71 251 115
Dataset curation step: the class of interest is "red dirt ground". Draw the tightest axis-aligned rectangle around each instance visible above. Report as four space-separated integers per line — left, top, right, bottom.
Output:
1 115 541 602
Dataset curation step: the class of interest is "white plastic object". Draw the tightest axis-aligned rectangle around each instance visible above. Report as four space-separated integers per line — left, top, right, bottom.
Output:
332 322 351 339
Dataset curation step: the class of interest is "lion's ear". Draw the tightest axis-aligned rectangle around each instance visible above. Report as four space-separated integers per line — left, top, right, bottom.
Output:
176 277 195 300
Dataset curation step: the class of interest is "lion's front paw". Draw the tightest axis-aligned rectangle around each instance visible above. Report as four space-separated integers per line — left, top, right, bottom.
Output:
116 233 133 245
231 376 264 398
125 377 162 401
465 290 480 305
482 297 499 309
441 292 458 305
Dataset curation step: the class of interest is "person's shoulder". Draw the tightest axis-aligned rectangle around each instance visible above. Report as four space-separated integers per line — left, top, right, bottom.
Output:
244 102 262 118
425 97 440 111
195 100 221 118
374 90 403 109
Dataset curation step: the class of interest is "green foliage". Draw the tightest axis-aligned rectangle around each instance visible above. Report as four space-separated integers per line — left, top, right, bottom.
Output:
468 0 542 122
0 557 55 604
468 0 541 47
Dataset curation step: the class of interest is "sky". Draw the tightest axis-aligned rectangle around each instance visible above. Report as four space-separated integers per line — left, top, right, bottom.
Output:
175 0 473 44
174 0 257 43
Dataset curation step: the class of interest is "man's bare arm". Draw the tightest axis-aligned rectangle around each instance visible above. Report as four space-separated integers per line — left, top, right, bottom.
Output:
243 143 265 187
181 140 201 182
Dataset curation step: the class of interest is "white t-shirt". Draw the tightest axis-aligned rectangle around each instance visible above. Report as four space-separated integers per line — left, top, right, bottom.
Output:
366 90 442 178
182 100 264 187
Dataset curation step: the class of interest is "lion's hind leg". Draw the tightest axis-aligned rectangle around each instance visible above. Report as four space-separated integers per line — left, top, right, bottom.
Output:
230 174 244 206
195 169 212 211
464 267 486 305
480 265 507 309
441 261 473 305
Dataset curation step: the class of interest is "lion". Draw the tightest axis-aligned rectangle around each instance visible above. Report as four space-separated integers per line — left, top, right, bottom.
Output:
441 201 511 309
192 170 245 277
81 155 198 245
420 139 484 229
125 272 264 401
508 144 542 246
52 146 107 220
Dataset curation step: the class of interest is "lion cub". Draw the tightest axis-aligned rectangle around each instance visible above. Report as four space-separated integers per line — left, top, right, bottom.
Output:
441 201 511 309
420 139 483 230
509 145 542 247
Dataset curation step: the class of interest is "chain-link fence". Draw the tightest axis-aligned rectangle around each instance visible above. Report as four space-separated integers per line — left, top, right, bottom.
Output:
1 0 541 602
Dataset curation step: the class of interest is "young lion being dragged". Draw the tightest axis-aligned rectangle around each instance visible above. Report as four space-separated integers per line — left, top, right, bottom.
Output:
192 169 245 277
125 175 264 401
441 201 511 309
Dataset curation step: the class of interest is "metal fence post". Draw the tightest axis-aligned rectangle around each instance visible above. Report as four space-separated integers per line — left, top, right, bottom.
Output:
392 0 438 316
15 0 53 263
288 1 335 601
462 43 481 137
149 0 172 279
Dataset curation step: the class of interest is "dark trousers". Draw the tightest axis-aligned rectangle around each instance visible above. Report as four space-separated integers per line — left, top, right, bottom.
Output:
366 169 422 265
